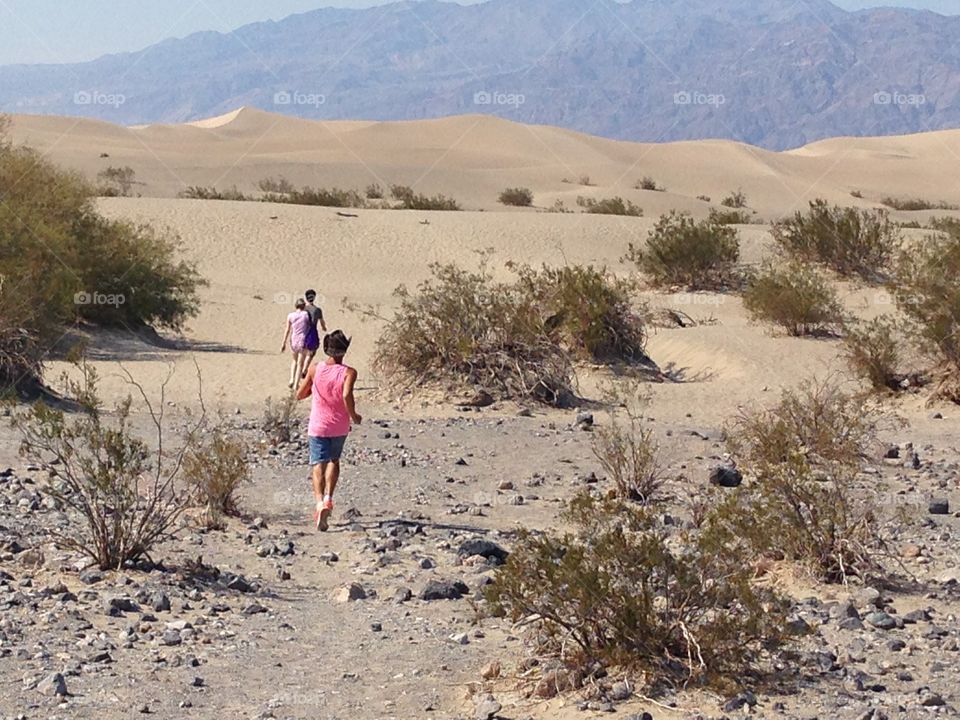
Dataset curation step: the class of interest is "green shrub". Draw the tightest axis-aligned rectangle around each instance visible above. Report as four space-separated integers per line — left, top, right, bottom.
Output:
96 166 136 197
487 495 791 689
635 176 664 192
843 316 912 392
178 185 251 201
390 184 461 211
498 187 534 207
183 426 250 528
13 364 199 570
576 196 642 217
881 196 959 212
772 200 901 280
720 189 748 209
264 185 365 208
365 183 384 200
742 263 844 336
592 388 663 503
708 207 753 225
626 211 740 290
709 382 886 583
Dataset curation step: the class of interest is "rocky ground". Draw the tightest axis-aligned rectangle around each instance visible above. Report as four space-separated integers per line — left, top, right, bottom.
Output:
0 401 958 720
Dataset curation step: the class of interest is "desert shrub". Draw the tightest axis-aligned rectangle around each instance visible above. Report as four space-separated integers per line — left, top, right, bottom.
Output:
850 190 864 199
178 185 251 201
258 176 296 195
97 166 136 197
772 200 901 281
390 184 461 211
843 316 913 392
576 196 642 217
267 185 366 208
891 224 960 399
881 196 959 212
546 199 571 214
592 388 663 503
365 183 384 199
742 263 844 336
635 176 664 192
372 260 574 406
720 189 748 209
898 220 923 229
708 207 752 225
0 280 44 390
261 394 298 445
513 264 648 363
696 195 712 203
183 427 250 528
13 364 200 570
498 187 534 207
487 494 791 689
708 382 886 582
626 211 740 290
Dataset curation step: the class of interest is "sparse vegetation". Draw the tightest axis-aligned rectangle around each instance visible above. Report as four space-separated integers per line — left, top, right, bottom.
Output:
576 196 643 217
179 185 252 201
487 494 791 690
708 207 753 225
635 176 665 192
592 386 663 503
390 184 461 211
843 316 914 393
13 363 203 570
183 426 251 529
771 200 900 281
881 196 959 212
258 176 296 195
742 263 844 336
96 165 137 197
697 194 712 203
626 211 740 290
720 189 748 209
498 187 534 207
261 395 298 445
263 185 366 208
708 381 887 583
850 190 864 199
365 183 384 200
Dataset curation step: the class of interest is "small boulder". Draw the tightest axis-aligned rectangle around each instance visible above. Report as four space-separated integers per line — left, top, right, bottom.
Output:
420 579 469 601
37 672 68 697
334 583 367 603
458 539 510 564
929 499 950 515
710 465 743 488
475 695 502 720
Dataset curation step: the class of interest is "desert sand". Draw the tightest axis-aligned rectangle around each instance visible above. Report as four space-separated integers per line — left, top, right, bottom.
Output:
1 109 959 720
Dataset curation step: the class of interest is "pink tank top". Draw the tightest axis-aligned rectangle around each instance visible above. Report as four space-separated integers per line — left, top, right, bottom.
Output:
309 363 352 438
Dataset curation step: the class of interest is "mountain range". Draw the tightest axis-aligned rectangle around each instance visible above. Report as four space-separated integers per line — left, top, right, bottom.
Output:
1 0 958 149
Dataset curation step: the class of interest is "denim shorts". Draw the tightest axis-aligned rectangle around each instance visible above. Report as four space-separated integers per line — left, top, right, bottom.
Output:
309 435 347 464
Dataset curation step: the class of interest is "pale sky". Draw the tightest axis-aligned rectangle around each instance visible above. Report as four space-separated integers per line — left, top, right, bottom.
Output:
0 0 955 66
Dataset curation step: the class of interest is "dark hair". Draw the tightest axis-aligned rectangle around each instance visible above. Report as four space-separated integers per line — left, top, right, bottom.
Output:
295 298 306 310
305 289 317 302
323 330 351 358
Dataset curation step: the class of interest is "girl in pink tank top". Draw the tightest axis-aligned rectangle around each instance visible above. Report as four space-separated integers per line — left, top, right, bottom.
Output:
296 331 362 532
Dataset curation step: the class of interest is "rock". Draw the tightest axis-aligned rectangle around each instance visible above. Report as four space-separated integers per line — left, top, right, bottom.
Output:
37 672 68 697
79 569 104 585
903 609 931 624
150 592 171 612
920 691 946 707
225 574 254 593
244 603 267 615
929 499 950 515
450 632 470 645
161 629 182 646
475 695 502 720
458 539 510 565
420 579 469 601
723 692 758 712
608 681 632 701
370 623 383 633
866 612 897 630
481 661 501 680
575 411 594 428
497 480 514 491
105 596 139 616
709 465 743 488
393 587 413 603
335 583 367 603
883 446 901 459
418 557 436 570
839 617 866 631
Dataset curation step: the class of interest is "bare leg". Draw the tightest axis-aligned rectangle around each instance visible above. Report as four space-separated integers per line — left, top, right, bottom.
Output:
323 460 341 500
289 352 302 388
311 464 324 503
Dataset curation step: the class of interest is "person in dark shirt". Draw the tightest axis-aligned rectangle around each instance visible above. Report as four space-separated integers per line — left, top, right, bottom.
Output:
303 289 328 371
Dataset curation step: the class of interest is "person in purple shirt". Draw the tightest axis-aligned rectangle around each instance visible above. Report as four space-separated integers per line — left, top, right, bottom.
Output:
281 298 311 389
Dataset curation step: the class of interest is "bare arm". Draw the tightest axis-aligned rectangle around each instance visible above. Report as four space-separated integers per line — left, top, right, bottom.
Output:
281 318 291 352
320 309 328 333
296 365 316 401
343 367 362 424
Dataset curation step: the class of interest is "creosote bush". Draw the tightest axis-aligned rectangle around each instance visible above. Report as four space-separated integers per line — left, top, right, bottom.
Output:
183 427 251 529
261 394 298 445
843 316 914 393
487 494 791 689
720 189 748 209
708 207 752 225
881 196 959 212
96 166 136 197
626 211 740 290
742 263 844 336
499 187 534 207
390 184 461 211
13 364 203 570
576 196 643 217
592 386 663 503
771 200 901 281
707 381 887 583
179 185 251 201
635 176 665 192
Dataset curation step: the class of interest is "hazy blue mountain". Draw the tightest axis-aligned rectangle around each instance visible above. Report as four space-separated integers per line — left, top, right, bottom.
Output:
1 0 957 149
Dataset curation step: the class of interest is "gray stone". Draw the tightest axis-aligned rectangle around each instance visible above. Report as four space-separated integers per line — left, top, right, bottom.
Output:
475 695 501 720
709 465 743 488
929 499 950 515
37 672 67 697
866 612 897 630
420 579 469 601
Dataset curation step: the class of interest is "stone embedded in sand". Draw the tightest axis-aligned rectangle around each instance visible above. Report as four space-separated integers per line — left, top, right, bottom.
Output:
37 672 68 696
457 539 509 565
928 499 949 515
474 695 501 720
335 583 367 603
419 579 469 601
866 612 897 630
150 591 171 612
481 660 501 680
710 465 743 488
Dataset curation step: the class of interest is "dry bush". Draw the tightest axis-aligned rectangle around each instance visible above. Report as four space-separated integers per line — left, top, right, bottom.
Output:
390 184 461 211
365 183 384 199
708 381 887 583
771 200 901 281
626 211 740 290
843 316 919 393
708 207 753 225
487 495 791 689
261 394 298 445
513 264 649 364
183 426 250 528
372 259 575 406
264 185 366 208
892 223 960 400
178 185 251 201
577 196 643 217
742 262 844 336
720 189 748 209
14 363 203 570
592 386 663 503
499 187 534 207
635 176 665 192
881 196 959 212
258 176 296 195
96 166 136 197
